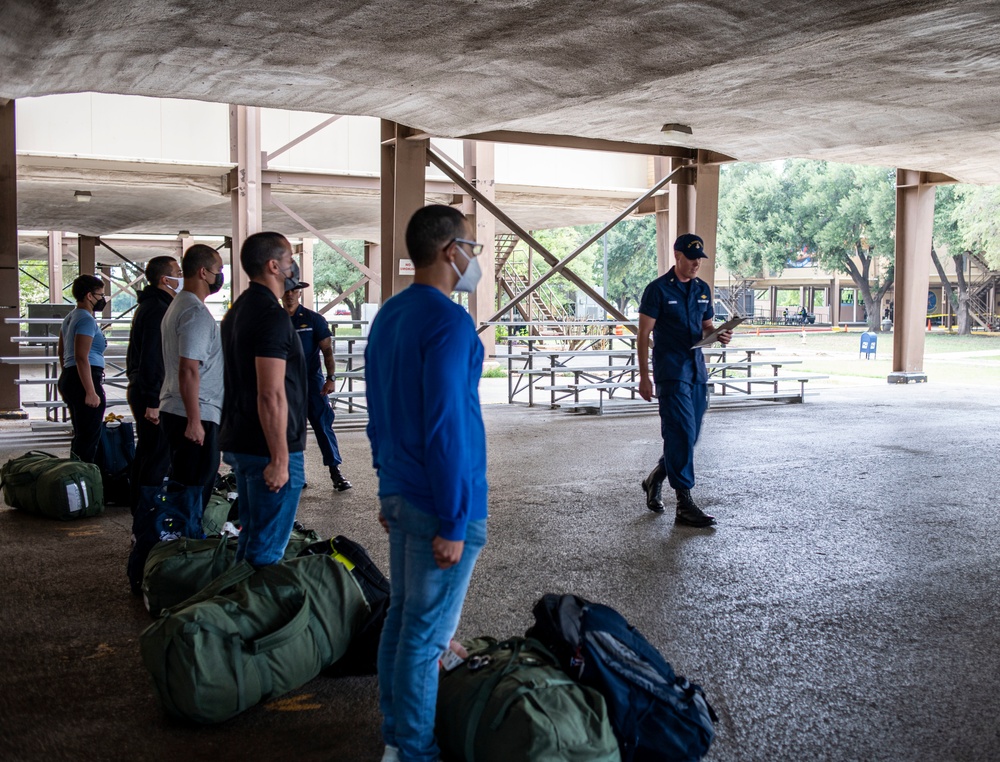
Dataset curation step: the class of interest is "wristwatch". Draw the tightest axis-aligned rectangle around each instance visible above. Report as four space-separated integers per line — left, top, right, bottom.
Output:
325 374 335 382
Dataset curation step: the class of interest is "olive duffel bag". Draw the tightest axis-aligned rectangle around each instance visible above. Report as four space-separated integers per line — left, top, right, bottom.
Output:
0 450 104 520
140 553 370 724
436 637 621 762
141 528 321 617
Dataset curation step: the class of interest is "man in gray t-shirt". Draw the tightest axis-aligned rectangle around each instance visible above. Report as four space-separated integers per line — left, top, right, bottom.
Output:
160 245 226 504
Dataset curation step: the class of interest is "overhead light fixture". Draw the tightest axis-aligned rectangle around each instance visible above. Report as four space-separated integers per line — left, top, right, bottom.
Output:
74 190 92 203
178 230 191 237
661 123 693 136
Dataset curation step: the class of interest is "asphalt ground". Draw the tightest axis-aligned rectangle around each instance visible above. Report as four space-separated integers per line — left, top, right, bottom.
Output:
1 380 999 761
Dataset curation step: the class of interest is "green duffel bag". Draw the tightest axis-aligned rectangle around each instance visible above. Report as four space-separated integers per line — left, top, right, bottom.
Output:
0 450 104 520
201 492 234 537
437 637 621 762
142 528 321 617
140 553 369 724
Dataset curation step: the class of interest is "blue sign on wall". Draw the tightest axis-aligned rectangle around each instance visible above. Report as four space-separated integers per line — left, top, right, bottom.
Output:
927 291 937 313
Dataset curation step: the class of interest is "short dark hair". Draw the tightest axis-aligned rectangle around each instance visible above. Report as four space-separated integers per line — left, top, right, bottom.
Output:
71 274 103 302
145 256 177 288
405 205 467 268
182 244 219 278
240 232 289 278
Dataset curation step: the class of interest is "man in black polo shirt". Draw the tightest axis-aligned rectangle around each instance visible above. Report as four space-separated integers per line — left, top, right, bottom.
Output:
220 232 308 566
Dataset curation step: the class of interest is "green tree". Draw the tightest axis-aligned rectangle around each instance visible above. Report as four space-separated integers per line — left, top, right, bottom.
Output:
953 185 1000 269
931 185 974 333
592 216 658 313
717 162 794 278
312 241 366 320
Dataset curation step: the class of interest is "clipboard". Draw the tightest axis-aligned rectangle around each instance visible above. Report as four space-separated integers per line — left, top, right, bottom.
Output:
692 316 746 349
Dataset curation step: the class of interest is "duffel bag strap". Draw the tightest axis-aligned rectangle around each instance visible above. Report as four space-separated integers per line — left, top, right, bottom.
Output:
462 639 525 762
1 451 60 487
166 560 256 613
247 594 311 655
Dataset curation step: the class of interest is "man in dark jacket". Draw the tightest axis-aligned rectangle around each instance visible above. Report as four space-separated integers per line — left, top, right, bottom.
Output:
126 255 181 512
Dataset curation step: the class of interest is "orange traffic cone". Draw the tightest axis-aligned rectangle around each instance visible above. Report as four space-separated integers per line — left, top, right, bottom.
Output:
926 318 932 331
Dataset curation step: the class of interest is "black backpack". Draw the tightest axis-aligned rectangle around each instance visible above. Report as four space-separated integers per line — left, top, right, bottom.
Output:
527 593 717 762
299 535 390 677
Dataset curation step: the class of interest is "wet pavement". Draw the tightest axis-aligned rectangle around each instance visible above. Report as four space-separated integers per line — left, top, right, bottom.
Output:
1 379 998 761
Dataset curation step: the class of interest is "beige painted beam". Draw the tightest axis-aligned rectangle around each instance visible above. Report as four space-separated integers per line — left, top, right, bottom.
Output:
48 230 64 303
463 140 496 360
889 169 936 383
299 237 314 309
364 241 380 303
380 122 427 302
0 100 23 415
229 104 261 298
79 235 97 276
459 130 710 159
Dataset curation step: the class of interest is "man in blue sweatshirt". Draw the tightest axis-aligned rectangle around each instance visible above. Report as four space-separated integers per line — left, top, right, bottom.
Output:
366 205 488 762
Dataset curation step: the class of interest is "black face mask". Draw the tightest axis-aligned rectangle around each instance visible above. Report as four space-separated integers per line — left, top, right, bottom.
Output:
208 270 225 295
92 295 107 312
281 260 301 293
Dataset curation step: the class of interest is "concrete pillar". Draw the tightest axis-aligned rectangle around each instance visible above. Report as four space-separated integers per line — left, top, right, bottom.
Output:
364 241 380 303
463 140 496 361
653 158 672 276
830 279 840 326
79 236 97 277
0 100 24 416
299 237 315 310
769 286 777 322
380 121 426 302
48 231 64 304
889 169 936 383
229 104 261 299
665 153 720 293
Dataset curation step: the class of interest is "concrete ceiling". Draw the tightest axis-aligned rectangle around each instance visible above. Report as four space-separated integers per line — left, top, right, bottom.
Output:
4 1 1000 184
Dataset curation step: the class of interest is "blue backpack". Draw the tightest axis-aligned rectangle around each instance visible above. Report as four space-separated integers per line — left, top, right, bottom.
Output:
527 594 716 762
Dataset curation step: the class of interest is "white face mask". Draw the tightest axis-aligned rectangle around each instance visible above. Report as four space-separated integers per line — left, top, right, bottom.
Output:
165 276 183 293
451 248 482 294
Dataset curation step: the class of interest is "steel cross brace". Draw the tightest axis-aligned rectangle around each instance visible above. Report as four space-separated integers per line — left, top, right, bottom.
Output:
427 146 685 334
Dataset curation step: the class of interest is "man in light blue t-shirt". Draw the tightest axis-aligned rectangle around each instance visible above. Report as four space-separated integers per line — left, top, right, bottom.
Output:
159 244 225 515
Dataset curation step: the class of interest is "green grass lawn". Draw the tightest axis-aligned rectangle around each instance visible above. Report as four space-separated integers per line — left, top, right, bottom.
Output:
728 328 1000 386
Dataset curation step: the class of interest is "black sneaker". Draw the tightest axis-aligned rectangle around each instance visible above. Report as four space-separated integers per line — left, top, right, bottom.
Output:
675 488 716 528
330 465 353 492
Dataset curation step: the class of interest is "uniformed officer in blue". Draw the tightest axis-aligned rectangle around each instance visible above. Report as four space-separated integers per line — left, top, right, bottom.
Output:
637 233 732 527
282 281 352 492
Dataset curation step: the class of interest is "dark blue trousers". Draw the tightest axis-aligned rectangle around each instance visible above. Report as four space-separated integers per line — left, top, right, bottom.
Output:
656 381 709 490
307 390 342 467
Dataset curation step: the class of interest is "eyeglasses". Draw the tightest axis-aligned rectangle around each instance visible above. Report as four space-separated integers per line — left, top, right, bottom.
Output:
450 238 483 257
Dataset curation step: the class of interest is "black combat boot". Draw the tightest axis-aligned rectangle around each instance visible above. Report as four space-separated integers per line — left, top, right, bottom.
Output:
675 488 716 527
330 464 352 491
641 462 666 513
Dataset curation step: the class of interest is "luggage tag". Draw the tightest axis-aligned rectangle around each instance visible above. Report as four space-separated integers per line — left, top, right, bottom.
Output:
439 649 466 672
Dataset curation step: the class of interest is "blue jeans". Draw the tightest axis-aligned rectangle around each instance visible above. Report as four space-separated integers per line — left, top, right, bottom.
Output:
377 495 487 762
223 450 305 566
656 381 709 490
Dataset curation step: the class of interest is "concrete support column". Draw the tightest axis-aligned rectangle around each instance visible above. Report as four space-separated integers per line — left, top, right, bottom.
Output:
664 152 720 292
380 121 426 303
99 265 112 318
0 100 23 415
48 231 64 304
769 286 777 322
653 158 672 276
463 140 496 361
831 278 841 326
79 236 97 277
299 237 314 310
229 104 261 299
889 169 936 383
364 241 380 303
